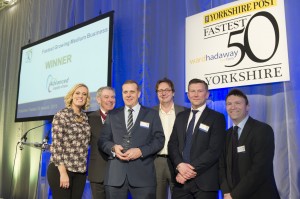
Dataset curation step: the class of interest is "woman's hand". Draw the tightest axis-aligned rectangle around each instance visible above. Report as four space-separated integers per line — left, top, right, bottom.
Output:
58 164 69 189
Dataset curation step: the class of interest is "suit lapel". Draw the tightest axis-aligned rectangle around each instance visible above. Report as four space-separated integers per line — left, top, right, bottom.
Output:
116 107 127 131
192 107 210 136
238 117 253 145
174 105 183 116
153 106 159 111
225 117 253 189
131 106 148 134
98 110 105 125
154 104 184 116
181 110 191 143
227 127 234 183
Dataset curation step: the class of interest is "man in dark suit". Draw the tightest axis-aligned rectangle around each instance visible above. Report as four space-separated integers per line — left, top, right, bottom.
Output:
98 80 165 199
168 78 226 199
88 86 115 199
219 89 280 199
153 78 187 199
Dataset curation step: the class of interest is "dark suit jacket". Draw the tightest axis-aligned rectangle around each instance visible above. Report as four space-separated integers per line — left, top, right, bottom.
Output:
152 104 188 116
219 117 280 199
98 106 165 187
87 110 108 183
168 107 226 191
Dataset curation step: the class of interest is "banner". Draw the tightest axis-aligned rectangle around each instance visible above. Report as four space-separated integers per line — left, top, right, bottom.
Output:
186 0 289 90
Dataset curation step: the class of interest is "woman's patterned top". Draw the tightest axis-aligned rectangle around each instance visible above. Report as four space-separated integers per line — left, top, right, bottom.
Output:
50 107 91 173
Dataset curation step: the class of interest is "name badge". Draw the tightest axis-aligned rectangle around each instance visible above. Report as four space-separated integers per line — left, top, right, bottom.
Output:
199 123 209 132
140 121 150 128
237 145 246 153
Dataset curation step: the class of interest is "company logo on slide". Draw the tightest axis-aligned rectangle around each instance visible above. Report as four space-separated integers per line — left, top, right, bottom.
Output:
46 75 69 92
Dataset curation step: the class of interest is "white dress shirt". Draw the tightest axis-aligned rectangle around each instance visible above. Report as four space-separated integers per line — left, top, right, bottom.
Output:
158 104 176 155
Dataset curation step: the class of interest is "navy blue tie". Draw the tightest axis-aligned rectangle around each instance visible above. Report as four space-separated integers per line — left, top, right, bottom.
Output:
183 110 199 163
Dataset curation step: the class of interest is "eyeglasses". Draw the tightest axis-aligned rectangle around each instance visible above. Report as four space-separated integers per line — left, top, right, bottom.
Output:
157 89 172 94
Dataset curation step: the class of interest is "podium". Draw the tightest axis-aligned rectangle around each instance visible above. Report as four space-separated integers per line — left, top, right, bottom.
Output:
11 140 51 199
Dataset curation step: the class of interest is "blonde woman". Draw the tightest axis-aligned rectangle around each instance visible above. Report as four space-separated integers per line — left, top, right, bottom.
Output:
47 83 91 199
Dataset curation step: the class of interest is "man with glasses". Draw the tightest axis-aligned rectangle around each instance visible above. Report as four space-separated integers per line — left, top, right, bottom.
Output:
153 78 187 199
168 78 226 199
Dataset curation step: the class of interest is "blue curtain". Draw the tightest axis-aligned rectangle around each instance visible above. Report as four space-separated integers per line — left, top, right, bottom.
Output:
46 0 300 198
70 0 300 198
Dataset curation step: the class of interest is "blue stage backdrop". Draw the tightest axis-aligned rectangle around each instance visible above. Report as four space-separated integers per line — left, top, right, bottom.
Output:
39 0 300 198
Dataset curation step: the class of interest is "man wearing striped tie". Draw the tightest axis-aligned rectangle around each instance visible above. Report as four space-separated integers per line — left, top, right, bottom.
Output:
98 80 165 199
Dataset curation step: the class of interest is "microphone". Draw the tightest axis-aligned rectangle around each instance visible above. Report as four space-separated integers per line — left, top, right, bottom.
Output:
42 130 51 151
43 130 51 143
20 122 50 142
19 141 24 150
18 136 51 151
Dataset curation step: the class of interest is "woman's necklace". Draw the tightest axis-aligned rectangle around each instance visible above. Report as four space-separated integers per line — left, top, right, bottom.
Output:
75 114 83 123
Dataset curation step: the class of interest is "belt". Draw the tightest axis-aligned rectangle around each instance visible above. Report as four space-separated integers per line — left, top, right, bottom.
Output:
157 154 168 158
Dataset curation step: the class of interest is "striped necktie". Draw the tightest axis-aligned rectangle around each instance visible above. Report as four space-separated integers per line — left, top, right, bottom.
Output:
127 108 133 132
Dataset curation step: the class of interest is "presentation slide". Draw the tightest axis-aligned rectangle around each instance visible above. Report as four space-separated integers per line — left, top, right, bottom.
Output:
15 12 113 122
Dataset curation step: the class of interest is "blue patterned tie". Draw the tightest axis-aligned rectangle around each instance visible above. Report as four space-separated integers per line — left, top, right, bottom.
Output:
183 110 199 163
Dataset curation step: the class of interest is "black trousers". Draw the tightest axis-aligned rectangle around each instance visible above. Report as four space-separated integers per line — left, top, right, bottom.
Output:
90 181 106 199
105 177 156 199
47 162 86 199
172 180 218 199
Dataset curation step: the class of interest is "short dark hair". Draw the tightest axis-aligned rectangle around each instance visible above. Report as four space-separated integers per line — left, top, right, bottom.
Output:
188 78 208 91
226 89 249 105
123 80 140 91
155 77 175 92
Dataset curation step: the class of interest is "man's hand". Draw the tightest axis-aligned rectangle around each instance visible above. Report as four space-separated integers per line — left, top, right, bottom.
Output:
123 148 142 161
224 193 233 199
114 145 142 161
113 144 127 160
176 162 197 180
176 173 187 184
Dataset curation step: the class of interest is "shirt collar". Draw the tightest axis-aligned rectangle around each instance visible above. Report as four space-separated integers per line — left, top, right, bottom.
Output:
125 103 141 112
191 104 206 113
235 115 249 129
100 107 107 115
159 103 175 114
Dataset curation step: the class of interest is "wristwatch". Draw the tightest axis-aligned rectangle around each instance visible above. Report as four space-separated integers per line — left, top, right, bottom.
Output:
111 145 116 157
